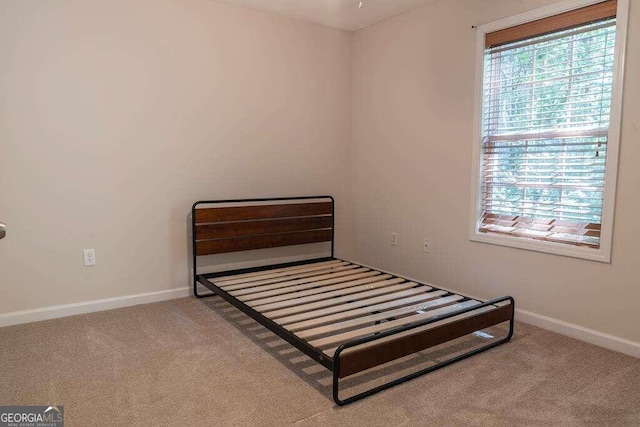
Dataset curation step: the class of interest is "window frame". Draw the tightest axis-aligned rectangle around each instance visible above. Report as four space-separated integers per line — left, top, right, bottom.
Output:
468 0 629 263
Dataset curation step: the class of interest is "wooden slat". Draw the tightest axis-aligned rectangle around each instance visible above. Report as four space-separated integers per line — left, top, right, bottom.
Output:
286 290 449 331
212 260 342 283
486 0 617 48
236 270 381 302
275 287 434 325
195 202 332 224
196 216 333 240
265 282 422 319
336 303 513 377
309 301 480 349
230 267 367 296
296 295 465 340
225 265 358 294
196 229 332 255
241 273 390 305
215 261 347 288
235 269 374 299
250 278 408 311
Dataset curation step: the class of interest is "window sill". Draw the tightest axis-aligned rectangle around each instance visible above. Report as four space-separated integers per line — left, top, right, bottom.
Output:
469 231 611 263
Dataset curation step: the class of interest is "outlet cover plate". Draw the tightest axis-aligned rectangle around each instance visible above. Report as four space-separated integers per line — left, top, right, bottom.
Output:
83 249 96 266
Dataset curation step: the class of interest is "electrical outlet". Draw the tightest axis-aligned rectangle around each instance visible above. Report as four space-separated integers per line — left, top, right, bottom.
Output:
390 232 398 246
423 238 431 253
83 249 96 266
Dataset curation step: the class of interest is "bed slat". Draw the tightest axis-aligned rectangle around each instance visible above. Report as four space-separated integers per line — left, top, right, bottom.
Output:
212 260 343 283
275 287 434 325
285 290 449 331
250 278 409 311
310 301 480 349
224 265 358 294
232 268 373 298
240 273 389 304
215 261 348 288
296 295 466 339
242 269 382 304
265 282 423 318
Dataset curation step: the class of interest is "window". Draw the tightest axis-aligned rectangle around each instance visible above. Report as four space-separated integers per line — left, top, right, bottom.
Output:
469 0 628 262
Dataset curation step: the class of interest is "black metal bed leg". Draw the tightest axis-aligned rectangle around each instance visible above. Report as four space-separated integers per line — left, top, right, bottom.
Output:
332 310 515 406
192 202 217 299
194 284 216 298
194 277 217 298
332 366 343 406
194 287 216 299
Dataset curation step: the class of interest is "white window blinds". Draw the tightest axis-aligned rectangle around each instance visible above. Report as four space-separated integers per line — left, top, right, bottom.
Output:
479 12 617 249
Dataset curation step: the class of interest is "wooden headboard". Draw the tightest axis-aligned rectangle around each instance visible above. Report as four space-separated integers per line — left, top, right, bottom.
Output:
191 196 335 297
191 196 334 257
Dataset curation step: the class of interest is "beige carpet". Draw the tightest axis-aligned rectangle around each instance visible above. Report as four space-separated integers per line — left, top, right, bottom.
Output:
1 297 639 426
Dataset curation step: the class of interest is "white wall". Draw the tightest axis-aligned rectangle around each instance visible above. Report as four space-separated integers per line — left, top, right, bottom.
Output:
0 0 354 314
352 0 640 343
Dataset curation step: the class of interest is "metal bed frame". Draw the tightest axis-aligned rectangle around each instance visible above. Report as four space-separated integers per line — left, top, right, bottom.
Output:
191 196 514 405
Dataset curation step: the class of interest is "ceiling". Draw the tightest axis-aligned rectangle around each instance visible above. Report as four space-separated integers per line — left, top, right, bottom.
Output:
215 0 437 31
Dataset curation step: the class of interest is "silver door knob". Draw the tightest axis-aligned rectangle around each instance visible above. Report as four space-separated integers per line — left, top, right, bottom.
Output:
0 222 6 240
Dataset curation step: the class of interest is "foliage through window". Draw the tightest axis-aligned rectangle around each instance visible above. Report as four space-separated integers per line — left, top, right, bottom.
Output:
477 2 618 250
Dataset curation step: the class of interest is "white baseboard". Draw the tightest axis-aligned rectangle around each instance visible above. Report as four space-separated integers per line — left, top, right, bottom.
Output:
515 308 640 358
1 252 330 328
346 259 640 359
0 287 190 328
